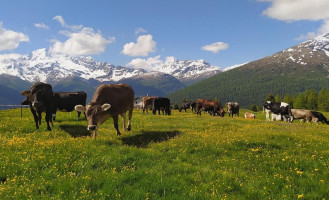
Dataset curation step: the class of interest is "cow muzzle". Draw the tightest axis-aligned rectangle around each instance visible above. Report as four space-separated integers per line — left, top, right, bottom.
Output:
32 101 41 108
87 125 97 131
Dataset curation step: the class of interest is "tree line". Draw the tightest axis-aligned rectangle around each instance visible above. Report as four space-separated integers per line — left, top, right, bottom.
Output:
250 88 329 112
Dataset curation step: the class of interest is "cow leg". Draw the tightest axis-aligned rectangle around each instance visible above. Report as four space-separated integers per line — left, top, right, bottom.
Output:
77 111 81 119
30 107 39 129
113 115 121 136
38 112 42 125
45 112 52 131
121 113 127 131
127 108 132 131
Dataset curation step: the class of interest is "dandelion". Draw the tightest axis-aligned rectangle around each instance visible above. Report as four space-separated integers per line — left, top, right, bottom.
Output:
296 170 303 175
298 194 304 199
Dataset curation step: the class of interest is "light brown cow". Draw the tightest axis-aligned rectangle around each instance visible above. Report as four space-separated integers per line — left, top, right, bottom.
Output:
244 112 255 119
75 83 134 138
291 109 318 124
142 96 158 113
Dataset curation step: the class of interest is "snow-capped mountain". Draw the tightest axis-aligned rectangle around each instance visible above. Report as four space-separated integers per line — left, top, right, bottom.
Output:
0 48 146 83
153 57 222 84
268 32 329 68
0 49 221 85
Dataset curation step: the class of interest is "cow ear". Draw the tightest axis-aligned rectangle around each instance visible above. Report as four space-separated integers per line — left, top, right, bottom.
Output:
21 91 30 96
75 105 86 112
101 103 111 111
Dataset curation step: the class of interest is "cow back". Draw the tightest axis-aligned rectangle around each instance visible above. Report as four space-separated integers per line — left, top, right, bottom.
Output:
91 84 134 114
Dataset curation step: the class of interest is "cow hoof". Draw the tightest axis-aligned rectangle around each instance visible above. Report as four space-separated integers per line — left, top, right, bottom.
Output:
117 132 121 136
127 126 131 131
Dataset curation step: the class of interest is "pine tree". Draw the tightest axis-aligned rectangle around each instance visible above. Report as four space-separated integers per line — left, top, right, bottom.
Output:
294 93 307 109
307 90 318 110
318 88 329 111
266 94 275 102
275 94 281 102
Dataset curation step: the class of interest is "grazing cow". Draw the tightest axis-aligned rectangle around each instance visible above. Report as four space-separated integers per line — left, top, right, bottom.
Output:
227 102 239 117
75 84 134 138
291 109 318 124
52 91 87 120
244 112 255 119
263 101 294 123
179 101 195 112
152 97 171 115
311 111 329 125
142 96 158 113
196 99 225 117
21 82 55 131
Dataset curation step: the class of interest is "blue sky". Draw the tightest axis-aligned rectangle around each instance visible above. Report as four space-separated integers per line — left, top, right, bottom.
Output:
1 0 329 70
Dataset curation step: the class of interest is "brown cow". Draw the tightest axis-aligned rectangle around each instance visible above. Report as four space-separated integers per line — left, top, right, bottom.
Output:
142 96 158 113
244 112 255 119
196 99 225 117
291 109 319 124
75 83 134 138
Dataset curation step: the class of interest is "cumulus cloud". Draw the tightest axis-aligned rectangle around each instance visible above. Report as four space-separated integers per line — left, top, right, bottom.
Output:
50 27 115 56
261 0 329 21
135 27 147 35
34 22 49 30
0 22 29 51
201 42 228 53
260 0 329 40
126 55 163 71
122 34 156 56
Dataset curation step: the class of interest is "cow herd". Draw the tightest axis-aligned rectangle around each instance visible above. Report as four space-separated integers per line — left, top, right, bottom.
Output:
20 82 328 138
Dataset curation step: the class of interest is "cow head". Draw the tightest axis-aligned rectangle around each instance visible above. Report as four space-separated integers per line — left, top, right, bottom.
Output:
263 101 273 110
75 102 111 136
21 82 53 111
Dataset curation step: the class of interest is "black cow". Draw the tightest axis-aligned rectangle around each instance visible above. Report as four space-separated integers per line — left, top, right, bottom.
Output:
152 97 171 115
21 82 55 131
52 91 87 120
179 101 195 112
227 102 239 117
311 111 329 125
263 101 294 123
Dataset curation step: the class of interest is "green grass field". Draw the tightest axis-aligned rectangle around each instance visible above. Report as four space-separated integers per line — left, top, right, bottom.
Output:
0 108 328 199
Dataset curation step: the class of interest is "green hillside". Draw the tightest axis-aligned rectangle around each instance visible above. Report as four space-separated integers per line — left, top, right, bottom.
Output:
168 54 329 107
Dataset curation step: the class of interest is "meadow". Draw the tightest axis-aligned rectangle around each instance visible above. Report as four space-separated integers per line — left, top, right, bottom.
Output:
0 108 328 199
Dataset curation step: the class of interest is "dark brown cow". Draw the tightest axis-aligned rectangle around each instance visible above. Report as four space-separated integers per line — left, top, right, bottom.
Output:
21 82 55 131
142 96 158 114
196 99 225 117
52 91 87 120
227 102 239 117
75 84 134 138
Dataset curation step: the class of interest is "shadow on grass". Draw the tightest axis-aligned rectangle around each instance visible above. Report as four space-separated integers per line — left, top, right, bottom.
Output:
121 130 181 148
59 124 91 138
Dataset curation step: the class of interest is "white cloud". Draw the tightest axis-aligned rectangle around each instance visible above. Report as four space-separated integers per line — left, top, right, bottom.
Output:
0 22 29 51
53 15 83 31
50 27 115 56
122 34 156 56
34 22 49 30
126 55 163 71
135 27 147 35
261 0 329 21
201 42 228 53
294 32 317 41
